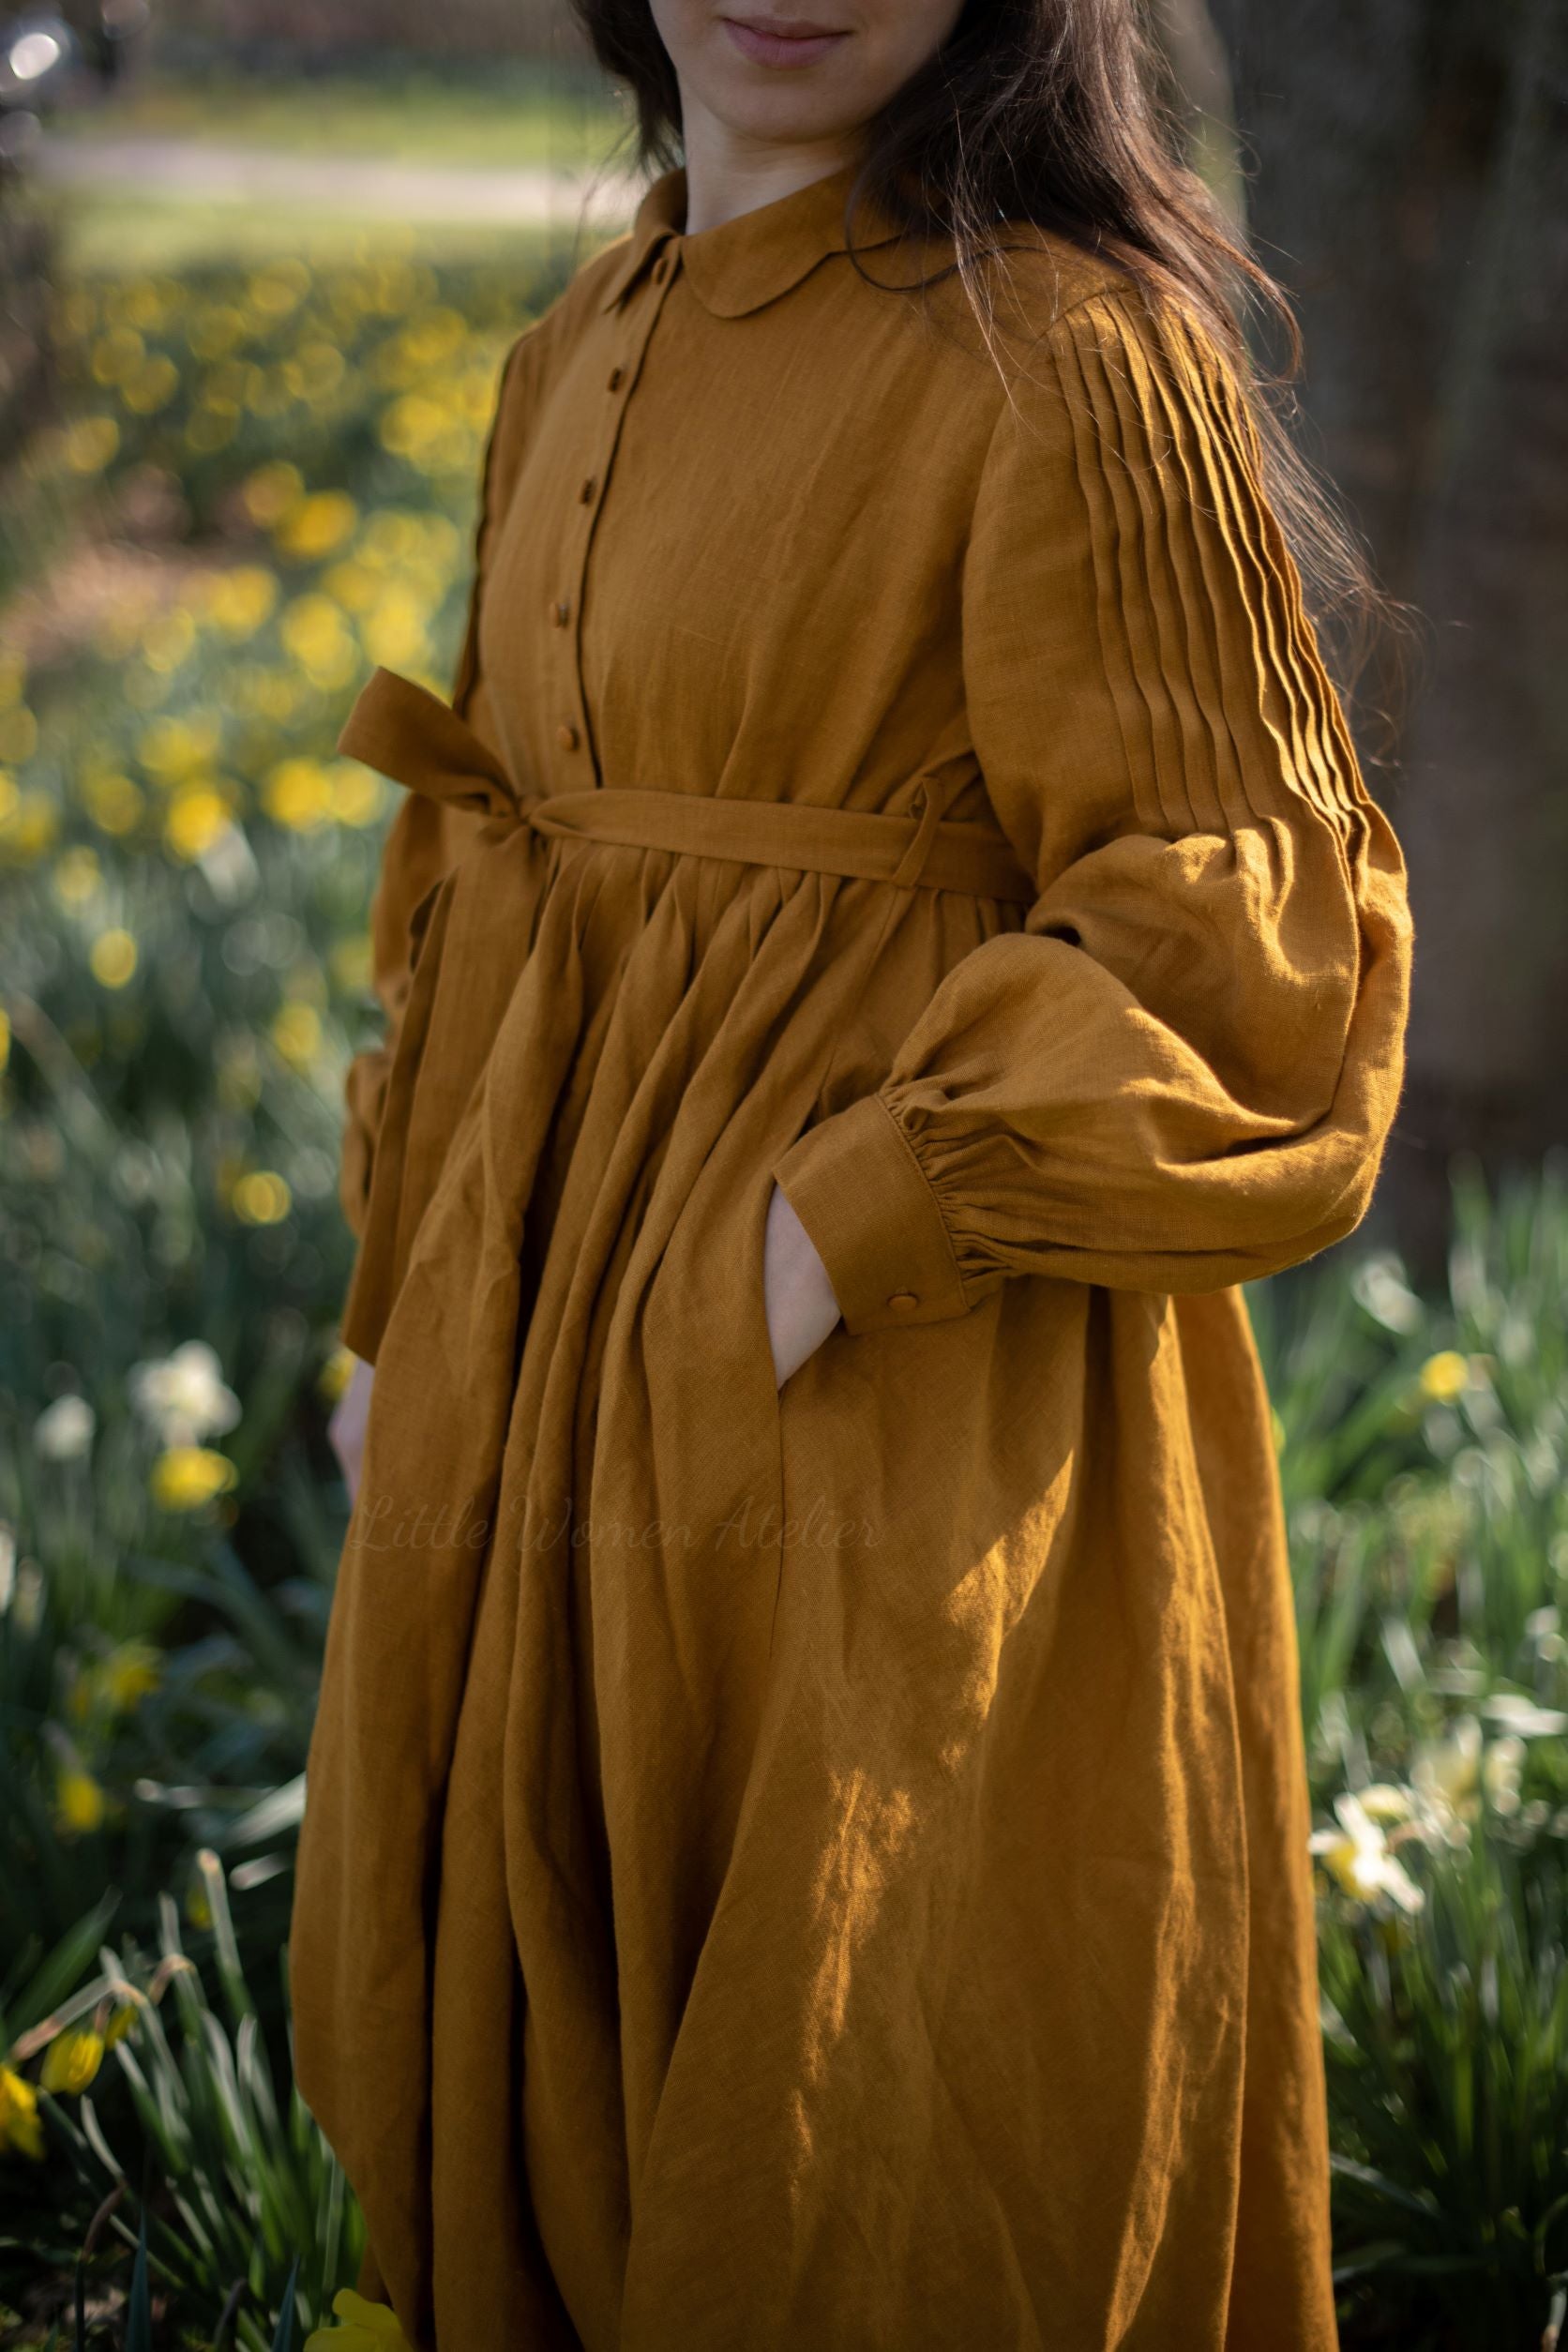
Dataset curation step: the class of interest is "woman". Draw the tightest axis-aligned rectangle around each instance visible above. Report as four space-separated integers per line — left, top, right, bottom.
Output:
290 3 1413 2346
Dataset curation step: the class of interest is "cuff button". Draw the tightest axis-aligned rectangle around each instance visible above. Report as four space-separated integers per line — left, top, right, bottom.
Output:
888 1291 919 1313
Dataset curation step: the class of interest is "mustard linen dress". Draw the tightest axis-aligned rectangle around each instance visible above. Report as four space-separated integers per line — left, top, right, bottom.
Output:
288 160 1413 2352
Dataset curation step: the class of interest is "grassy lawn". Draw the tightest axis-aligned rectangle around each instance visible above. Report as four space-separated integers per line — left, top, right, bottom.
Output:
47 59 631 171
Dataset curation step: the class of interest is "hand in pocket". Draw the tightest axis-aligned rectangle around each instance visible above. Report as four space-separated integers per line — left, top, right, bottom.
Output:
763 1183 841 1389
328 1353 375 1505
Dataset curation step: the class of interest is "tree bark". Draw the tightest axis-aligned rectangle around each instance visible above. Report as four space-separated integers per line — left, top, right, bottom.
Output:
1207 0 1568 1254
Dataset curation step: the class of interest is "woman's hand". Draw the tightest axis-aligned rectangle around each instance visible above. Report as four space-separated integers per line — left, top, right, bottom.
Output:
763 1183 841 1389
328 1353 375 1506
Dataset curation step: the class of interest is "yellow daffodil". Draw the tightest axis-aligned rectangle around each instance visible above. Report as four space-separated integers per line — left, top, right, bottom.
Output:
89 929 138 988
330 763 383 828
0 2066 43 2160
91 324 144 384
103 2002 138 2048
141 611 197 674
240 459 304 526
62 416 120 474
275 490 358 561
187 303 246 361
272 1002 322 1068
0 703 38 762
99 1638 162 1713
137 712 222 780
39 2028 104 2096
82 771 143 836
264 757 335 831
164 787 235 863
0 791 58 863
150 1446 238 1512
231 1169 292 1226
1418 1350 1470 1404
0 1003 9 1074
205 566 279 639
122 355 180 415
55 1767 108 1836
318 1344 356 1404
53 846 102 908
330 934 373 993
304 2289 415 2350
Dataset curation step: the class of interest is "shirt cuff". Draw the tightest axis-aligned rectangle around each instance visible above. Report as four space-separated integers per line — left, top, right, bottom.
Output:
772 1093 972 1335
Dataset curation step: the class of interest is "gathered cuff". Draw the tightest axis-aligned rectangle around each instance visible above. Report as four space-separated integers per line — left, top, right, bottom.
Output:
772 1092 972 1336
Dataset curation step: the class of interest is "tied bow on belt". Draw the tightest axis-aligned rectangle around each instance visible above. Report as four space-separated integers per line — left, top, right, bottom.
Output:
338 666 1037 903
333 666 1035 1362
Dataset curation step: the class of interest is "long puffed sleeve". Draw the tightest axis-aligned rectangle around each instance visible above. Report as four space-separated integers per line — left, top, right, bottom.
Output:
336 324 539 1243
774 280 1412 1328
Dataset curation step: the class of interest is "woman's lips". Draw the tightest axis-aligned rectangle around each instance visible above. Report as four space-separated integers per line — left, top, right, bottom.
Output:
720 15 850 68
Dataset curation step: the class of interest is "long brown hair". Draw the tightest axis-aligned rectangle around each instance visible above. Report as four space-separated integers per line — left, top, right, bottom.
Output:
568 0 1394 696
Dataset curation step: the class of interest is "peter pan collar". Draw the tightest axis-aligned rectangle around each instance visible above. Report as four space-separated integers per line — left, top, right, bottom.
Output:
596 159 910 320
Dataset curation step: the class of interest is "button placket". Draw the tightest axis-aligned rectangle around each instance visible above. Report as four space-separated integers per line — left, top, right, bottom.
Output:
553 234 684 787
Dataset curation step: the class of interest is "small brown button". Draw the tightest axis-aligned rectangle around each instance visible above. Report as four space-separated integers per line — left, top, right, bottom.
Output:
607 366 624 391
578 476 596 505
557 723 580 752
888 1292 919 1313
550 599 569 627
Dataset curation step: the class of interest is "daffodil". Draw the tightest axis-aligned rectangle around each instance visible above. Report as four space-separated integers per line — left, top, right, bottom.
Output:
39 2028 104 2096
164 787 235 863
62 415 120 474
264 757 335 832
98 1639 162 1713
55 1766 108 1836
275 490 358 561
35 1394 95 1461
0 702 38 762
230 1169 292 1226
0 2066 43 2160
1418 1350 1470 1404
151 1446 238 1513
303 2289 415 2350
89 928 138 988
53 846 102 908
130 1339 241 1448
82 770 143 836
1308 1790 1425 1914
272 1002 323 1068
103 2001 138 2048
1411 1713 1483 1833
319 1345 356 1404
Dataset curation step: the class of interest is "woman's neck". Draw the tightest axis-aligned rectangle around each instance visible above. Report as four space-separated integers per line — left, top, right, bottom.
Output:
678 99 857 234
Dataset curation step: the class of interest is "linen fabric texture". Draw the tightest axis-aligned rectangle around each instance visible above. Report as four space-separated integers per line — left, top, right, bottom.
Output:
289 158 1413 2352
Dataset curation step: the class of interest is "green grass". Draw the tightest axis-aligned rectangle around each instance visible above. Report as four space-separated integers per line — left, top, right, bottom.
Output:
48 61 631 171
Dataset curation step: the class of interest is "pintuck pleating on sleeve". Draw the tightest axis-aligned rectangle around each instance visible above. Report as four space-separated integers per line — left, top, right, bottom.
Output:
776 278 1413 1326
335 323 542 1243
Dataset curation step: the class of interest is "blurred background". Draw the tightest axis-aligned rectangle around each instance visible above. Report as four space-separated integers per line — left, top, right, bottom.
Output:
0 5 1563 2347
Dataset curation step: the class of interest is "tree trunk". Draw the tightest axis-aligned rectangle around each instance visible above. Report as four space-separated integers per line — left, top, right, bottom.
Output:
1207 0 1568 1258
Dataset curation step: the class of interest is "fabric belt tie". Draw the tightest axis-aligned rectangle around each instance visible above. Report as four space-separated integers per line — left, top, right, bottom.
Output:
338 667 1037 906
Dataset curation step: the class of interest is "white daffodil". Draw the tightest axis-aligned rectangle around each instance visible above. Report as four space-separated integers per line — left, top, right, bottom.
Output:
34 1394 95 1461
1481 1734 1526 1817
1355 1783 1415 1824
1411 1713 1483 1837
1482 1692 1568 1739
1309 1790 1426 1914
128 1340 241 1449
